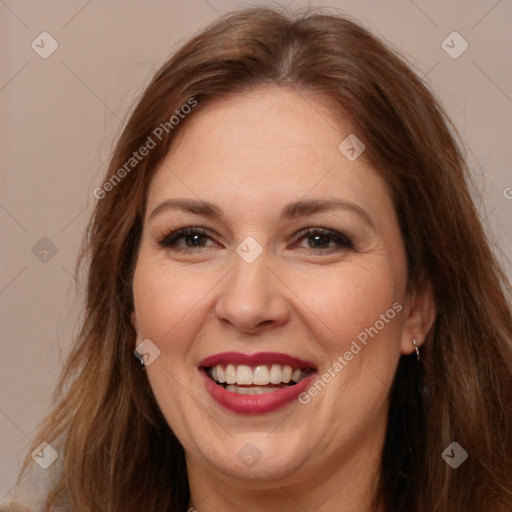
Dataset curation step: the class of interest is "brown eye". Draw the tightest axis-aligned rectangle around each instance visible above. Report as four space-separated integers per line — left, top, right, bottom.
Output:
158 227 218 251
295 228 354 252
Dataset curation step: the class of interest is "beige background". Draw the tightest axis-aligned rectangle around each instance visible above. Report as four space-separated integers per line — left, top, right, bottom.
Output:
1 0 511 498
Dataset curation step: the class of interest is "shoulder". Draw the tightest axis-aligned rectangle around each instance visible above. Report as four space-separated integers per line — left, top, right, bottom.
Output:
0 505 32 512
0 463 58 512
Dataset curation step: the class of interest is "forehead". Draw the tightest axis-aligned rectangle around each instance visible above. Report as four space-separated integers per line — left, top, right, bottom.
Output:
146 86 393 224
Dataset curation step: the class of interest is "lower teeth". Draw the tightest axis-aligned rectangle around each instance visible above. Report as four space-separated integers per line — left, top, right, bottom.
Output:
224 384 289 395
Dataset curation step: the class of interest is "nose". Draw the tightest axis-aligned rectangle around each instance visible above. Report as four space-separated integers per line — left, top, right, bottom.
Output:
214 248 290 334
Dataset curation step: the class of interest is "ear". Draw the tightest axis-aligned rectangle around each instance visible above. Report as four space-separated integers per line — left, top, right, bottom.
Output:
400 279 436 355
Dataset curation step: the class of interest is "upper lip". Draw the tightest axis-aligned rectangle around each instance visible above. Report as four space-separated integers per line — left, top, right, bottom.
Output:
199 351 316 369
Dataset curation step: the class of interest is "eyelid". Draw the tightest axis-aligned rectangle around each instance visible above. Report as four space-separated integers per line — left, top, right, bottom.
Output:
156 225 355 253
156 226 219 248
292 227 354 250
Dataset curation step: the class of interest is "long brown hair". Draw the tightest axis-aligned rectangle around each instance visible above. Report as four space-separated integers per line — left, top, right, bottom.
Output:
6 6 512 512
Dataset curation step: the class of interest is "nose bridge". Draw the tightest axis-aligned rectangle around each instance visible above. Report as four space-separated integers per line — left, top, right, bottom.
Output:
214 241 289 331
230 233 271 289
231 253 267 295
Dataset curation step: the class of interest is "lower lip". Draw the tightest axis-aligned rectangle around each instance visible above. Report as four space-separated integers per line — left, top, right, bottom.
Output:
200 368 316 414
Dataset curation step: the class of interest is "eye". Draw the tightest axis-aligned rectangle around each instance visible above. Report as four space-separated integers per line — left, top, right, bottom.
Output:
157 226 353 254
293 228 354 252
157 227 218 252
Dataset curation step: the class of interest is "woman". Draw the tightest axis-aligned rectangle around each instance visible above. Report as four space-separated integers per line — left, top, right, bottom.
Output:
2 6 512 512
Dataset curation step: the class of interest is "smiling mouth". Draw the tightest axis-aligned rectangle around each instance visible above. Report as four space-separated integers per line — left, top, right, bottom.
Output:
205 364 313 395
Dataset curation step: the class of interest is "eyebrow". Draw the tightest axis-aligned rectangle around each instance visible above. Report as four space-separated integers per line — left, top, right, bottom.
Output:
149 197 375 229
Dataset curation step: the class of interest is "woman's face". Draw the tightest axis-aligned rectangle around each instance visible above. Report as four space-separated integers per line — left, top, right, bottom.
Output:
132 86 422 487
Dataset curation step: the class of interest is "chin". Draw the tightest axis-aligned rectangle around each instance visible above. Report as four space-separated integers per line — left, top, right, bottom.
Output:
204 436 310 482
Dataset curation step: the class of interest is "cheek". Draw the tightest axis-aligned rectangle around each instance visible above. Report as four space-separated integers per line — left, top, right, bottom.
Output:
132 256 208 426
132 255 216 349
294 260 402 357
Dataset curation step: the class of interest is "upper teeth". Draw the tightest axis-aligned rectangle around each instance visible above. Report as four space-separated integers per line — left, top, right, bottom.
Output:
209 364 307 386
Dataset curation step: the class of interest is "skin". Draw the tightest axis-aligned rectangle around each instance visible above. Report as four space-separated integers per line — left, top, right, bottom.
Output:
131 86 436 512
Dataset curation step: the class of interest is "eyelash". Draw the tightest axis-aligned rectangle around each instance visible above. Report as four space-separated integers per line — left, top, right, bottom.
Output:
156 226 354 254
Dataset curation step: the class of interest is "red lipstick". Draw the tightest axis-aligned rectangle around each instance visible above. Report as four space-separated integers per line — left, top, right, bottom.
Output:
199 351 315 368
199 352 317 414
